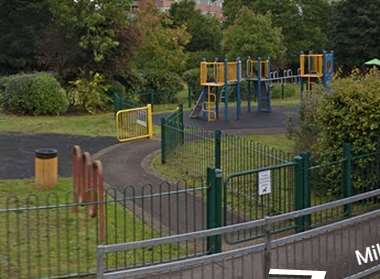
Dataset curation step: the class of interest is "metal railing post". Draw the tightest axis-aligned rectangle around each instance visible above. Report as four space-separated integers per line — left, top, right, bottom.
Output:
214 130 222 170
188 85 192 108
147 104 153 139
236 57 241 120
303 152 311 229
224 57 229 121
161 118 166 164
96 247 105 279
294 155 305 232
263 216 272 279
207 167 222 254
178 104 184 145
343 142 353 217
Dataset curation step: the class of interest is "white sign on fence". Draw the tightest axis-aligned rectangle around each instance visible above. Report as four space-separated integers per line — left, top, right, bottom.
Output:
258 170 271 195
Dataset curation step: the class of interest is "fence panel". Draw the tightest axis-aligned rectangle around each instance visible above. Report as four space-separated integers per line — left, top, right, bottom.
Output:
97 189 380 279
0 180 208 279
161 107 292 181
161 106 215 179
309 144 380 228
116 104 153 142
102 182 208 271
223 162 296 243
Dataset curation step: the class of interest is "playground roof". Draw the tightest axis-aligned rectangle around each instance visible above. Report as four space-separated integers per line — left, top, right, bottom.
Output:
365 58 380 66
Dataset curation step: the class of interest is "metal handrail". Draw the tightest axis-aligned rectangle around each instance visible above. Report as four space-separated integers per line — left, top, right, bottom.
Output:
97 188 380 279
98 188 380 253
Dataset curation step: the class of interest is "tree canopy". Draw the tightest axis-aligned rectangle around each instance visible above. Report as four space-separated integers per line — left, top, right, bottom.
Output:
39 0 136 80
0 0 51 74
169 0 222 53
224 7 285 60
223 0 330 62
330 0 380 72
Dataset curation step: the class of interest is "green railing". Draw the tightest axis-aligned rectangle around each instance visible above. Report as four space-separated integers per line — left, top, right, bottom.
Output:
223 162 296 243
0 182 208 279
161 105 380 249
301 143 380 230
161 105 291 180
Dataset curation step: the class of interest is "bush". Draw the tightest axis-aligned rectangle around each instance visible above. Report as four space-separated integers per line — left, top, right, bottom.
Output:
287 69 380 192
108 80 140 111
317 69 380 159
286 89 322 154
144 70 184 104
1 72 68 115
183 68 200 94
271 83 299 99
186 50 220 69
68 72 110 114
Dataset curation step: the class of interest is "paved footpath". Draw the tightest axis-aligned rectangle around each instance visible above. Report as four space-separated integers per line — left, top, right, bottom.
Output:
98 139 208 235
98 106 298 235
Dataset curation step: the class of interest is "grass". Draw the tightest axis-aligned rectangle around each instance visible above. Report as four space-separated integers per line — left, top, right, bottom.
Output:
151 132 297 242
0 178 182 279
242 134 294 153
0 112 116 136
0 82 299 137
0 102 175 137
152 133 294 183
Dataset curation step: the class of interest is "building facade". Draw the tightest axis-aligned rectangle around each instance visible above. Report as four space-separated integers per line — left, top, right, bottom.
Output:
132 0 223 20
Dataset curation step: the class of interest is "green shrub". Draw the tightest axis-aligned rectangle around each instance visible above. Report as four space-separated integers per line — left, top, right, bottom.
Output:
271 83 299 99
317 69 380 159
287 69 380 192
186 50 220 69
108 80 140 111
1 72 68 115
144 71 184 104
286 89 321 155
183 68 201 95
68 72 110 114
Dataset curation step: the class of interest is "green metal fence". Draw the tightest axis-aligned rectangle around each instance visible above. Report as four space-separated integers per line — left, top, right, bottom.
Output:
299 142 380 230
161 106 380 246
161 105 291 180
223 162 296 243
0 182 208 279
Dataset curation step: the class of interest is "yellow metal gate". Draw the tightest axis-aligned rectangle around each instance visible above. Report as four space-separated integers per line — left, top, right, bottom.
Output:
116 104 153 142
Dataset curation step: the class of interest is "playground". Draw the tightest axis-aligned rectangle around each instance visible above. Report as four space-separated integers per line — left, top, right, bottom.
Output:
2 51 380 279
1 0 380 276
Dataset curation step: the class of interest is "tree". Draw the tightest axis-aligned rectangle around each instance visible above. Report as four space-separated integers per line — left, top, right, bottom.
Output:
39 0 138 80
0 0 51 74
223 0 330 63
224 7 285 60
222 0 247 26
133 0 191 102
169 0 222 53
330 0 380 72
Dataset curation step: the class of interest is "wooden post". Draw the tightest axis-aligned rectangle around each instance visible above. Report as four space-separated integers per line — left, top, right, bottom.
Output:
94 161 105 243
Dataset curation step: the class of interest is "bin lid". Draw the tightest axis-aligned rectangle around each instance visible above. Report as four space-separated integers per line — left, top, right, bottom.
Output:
35 148 58 159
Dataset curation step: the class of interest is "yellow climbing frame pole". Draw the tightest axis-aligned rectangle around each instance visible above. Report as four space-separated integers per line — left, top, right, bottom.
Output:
300 54 323 77
116 104 153 142
207 86 217 122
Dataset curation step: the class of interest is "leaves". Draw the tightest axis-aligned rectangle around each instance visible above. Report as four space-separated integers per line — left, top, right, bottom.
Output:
68 72 110 113
224 7 285 59
330 0 380 72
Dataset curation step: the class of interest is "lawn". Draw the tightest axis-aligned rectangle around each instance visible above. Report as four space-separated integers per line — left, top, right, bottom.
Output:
0 97 299 137
0 103 173 137
152 133 294 183
0 178 182 279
